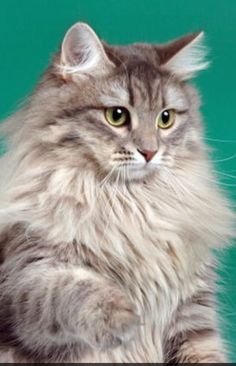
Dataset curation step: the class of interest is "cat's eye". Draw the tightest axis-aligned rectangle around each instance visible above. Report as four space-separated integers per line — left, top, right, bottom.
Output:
157 109 176 129
105 107 130 127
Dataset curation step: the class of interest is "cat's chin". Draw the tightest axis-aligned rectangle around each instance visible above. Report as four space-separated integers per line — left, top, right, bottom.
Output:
120 163 157 182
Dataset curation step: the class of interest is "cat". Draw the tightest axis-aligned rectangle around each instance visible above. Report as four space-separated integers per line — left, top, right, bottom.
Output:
0 22 234 363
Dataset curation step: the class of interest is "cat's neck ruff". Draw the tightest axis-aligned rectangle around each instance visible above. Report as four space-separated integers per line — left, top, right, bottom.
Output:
0 157 233 259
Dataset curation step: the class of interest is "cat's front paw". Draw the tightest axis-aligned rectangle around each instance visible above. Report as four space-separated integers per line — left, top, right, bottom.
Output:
80 285 140 351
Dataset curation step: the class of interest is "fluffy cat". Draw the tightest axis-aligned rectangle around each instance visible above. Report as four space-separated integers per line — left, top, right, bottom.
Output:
0 22 234 363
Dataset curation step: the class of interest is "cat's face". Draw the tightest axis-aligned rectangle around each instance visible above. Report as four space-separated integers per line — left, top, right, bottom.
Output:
40 24 208 182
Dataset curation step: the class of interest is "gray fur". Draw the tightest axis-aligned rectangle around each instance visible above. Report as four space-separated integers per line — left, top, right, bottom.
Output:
0 23 234 362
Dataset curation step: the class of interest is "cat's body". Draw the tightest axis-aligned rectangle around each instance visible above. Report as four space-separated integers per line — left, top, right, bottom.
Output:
0 23 234 362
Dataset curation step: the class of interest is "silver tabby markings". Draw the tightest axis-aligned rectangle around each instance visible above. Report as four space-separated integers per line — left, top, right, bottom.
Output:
0 22 234 363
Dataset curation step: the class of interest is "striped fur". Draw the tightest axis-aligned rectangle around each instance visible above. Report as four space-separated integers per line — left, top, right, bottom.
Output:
0 23 234 362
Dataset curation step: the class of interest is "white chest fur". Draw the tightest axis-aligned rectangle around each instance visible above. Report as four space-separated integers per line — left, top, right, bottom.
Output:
71 182 205 362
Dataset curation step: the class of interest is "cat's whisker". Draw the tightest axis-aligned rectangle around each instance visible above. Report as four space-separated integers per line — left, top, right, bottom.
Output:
203 137 236 143
188 171 236 187
119 164 125 184
164 168 236 216
100 167 121 243
99 172 112 190
98 165 117 195
124 164 130 183
98 170 118 211
163 168 202 215
179 168 236 210
165 167 195 199
116 165 137 210
211 154 236 163
163 167 184 203
99 172 111 189
174 160 236 187
214 171 236 180
99 166 116 187
118 167 127 208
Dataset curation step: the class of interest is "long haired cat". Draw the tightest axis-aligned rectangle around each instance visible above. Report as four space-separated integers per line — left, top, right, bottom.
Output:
0 22 234 363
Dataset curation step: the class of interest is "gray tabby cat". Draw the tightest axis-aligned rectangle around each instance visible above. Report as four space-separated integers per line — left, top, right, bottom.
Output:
0 22 234 363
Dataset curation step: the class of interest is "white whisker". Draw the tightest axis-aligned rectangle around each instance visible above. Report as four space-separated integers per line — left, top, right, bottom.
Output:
204 137 236 143
184 168 236 188
99 166 116 189
163 167 184 203
215 171 236 180
211 154 236 163
100 167 120 243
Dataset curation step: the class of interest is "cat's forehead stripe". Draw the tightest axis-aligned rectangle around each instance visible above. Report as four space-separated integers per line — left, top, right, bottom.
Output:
125 62 157 106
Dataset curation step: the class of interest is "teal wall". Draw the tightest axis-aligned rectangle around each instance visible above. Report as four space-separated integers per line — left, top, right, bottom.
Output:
0 0 235 360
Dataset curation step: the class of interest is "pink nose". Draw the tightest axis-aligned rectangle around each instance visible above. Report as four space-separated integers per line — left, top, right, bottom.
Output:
138 149 157 162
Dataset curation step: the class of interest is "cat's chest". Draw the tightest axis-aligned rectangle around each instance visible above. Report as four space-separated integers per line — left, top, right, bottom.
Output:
58 195 198 362
75 230 185 363
75 198 190 318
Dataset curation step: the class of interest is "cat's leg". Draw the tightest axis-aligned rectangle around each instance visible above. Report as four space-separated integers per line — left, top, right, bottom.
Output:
0 257 139 362
165 289 227 363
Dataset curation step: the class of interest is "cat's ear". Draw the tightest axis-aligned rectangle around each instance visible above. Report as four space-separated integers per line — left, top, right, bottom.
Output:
60 23 113 78
158 32 209 80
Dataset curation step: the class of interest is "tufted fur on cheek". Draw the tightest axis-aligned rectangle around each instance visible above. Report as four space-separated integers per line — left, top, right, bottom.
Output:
0 22 235 363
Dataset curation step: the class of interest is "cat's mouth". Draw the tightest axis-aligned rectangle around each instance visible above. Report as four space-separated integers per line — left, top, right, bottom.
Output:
110 148 161 181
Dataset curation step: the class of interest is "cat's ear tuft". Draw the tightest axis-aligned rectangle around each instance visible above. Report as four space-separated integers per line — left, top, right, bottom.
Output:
158 32 209 80
60 23 113 78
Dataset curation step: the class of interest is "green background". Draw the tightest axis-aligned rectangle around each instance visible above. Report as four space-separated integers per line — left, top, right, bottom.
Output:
0 0 235 360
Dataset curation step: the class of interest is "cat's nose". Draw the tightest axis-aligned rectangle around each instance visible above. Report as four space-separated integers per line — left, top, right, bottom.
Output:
137 149 157 162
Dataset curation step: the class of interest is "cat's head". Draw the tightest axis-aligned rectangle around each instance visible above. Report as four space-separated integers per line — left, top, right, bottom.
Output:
37 23 209 182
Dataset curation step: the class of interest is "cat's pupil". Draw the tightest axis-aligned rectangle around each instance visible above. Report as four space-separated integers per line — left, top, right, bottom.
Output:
113 108 123 121
162 110 170 124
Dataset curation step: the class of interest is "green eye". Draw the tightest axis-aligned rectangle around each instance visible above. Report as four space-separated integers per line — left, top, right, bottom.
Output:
157 109 176 129
105 107 130 127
